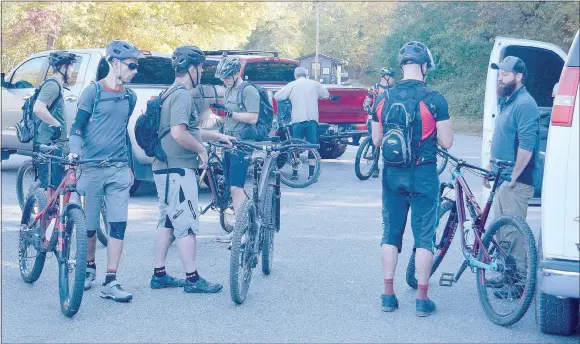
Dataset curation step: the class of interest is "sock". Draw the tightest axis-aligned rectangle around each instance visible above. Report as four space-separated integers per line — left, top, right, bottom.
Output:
87 260 96 269
186 271 200 283
418 284 429 300
309 165 315 176
384 278 395 296
154 266 167 278
104 270 116 285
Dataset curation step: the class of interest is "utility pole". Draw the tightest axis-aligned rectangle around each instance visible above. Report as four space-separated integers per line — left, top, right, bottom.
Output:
315 2 320 81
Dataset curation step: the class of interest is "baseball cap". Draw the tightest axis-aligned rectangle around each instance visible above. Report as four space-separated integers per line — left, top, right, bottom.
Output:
491 56 527 76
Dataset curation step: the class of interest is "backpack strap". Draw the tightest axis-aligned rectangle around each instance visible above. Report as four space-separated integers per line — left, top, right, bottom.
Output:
126 87 137 118
38 78 63 112
157 85 187 140
236 81 251 112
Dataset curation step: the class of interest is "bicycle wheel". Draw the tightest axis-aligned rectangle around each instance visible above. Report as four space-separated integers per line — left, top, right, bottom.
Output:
437 149 449 175
406 200 457 289
230 199 258 304
475 214 537 326
278 138 321 188
17 159 39 210
261 186 278 275
19 190 47 283
96 201 110 246
59 207 88 317
354 136 379 181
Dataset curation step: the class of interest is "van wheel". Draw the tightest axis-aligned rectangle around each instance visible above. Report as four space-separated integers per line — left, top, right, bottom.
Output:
537 291 579 335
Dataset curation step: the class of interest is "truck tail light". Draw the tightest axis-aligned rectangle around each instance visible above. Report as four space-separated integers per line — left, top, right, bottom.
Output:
552 66 579 127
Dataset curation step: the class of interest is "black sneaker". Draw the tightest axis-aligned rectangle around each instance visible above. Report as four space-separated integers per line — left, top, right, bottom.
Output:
150 274 185 289
184 277 223 294
381 294 399 312
416 299 436 317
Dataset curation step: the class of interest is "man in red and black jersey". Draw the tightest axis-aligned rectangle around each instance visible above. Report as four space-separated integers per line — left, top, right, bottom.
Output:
371 41 453 317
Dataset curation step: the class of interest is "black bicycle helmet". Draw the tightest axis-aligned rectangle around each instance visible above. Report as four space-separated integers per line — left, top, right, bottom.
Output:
215 56 241 78
172 46 206 72
397 41 435 71
380 67 395 78
106 40 144 61
49 51 78 67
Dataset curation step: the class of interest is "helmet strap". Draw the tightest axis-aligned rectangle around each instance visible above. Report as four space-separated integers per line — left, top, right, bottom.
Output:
57 65 69 84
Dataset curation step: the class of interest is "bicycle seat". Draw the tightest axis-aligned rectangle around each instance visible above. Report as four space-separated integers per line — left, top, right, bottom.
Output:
38 144 58 153
490 158 515 169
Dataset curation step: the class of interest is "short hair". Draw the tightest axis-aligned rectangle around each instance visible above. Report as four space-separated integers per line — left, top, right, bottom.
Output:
294 67 308 78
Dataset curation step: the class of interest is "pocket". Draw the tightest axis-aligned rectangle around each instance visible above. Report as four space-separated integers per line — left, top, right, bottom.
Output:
169 195 197 230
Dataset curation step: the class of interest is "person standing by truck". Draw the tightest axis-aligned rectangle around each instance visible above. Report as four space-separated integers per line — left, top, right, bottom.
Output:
69 40 141 302
274 67 330 181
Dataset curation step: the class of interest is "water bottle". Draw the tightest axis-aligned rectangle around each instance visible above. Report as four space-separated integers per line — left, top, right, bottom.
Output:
464 220 474 248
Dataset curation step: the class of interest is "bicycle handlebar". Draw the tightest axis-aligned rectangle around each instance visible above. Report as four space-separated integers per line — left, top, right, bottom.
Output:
208 140 320 152
17 150 128 166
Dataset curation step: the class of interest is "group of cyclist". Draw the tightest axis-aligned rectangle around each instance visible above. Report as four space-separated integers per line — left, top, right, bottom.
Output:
28 37 539 317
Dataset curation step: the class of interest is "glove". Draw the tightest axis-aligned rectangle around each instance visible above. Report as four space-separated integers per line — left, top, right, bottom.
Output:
210 103 232 118
49 125 62 141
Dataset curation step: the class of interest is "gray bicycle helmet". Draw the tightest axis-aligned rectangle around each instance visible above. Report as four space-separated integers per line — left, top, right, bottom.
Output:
106 40 144 61
172 46 206 73
380 67 395 77
215 56 241 78
49 51 78 67
398 41 435 71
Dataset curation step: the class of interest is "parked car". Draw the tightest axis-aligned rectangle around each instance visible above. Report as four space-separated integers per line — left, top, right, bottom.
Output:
537 30 580 336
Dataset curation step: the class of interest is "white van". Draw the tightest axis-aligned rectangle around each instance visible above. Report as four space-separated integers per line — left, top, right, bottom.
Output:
481 31 580 335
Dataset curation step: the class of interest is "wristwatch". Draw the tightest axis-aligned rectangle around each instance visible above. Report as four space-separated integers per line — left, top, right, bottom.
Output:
226 111 233 118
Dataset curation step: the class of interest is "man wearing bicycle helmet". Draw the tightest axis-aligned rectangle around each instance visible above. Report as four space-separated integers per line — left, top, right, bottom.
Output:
33 51 78 189
69 40 142 302
371 41 453 317
150 46 234 294
211 55 261 244
362 67 395 178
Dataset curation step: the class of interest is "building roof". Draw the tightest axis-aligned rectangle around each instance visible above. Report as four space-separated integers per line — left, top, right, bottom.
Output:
296 53 345 64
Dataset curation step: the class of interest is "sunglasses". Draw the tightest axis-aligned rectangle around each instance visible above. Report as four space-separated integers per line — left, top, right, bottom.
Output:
120 61 139 71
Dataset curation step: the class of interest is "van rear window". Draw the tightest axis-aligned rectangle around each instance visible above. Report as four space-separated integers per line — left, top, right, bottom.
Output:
97 56 174 85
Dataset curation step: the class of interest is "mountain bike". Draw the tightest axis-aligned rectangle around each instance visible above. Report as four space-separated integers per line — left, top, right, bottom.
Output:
275 121 321 188
405 148 537 326
354 138 449 180
17 146 127 317
16 142 110 247
212 139 319 304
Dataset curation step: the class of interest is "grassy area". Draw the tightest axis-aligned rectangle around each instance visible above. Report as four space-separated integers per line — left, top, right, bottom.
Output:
452 116 483 136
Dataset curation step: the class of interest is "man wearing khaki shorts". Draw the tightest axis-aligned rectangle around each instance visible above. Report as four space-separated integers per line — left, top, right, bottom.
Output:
486 56 540 299
150 46 234 293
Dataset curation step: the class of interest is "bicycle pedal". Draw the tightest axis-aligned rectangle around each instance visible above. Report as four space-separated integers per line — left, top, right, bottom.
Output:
439 272 455 287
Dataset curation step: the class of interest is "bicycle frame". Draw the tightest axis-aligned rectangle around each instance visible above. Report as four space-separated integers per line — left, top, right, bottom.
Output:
447 163 509 275
199 147 231 216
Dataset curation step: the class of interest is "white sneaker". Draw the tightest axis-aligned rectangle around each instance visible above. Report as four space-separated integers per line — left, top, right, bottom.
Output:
84 267 96 291
100 279 133 302
216 232 233 243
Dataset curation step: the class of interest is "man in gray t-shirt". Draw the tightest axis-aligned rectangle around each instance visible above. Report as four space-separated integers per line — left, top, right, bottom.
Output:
68 40 142 303
210 56 261 244
150 46 234 293
487 56 540 298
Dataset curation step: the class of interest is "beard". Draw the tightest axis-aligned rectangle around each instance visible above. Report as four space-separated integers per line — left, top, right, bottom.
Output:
497 79 517 97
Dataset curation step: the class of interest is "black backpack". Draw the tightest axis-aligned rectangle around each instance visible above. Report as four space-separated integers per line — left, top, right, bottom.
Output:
236 81 274 141
16 79 62 143
380 85 434 167
134 85 184 162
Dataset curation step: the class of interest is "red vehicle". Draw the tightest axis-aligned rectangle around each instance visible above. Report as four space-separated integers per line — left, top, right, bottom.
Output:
202 50 368 159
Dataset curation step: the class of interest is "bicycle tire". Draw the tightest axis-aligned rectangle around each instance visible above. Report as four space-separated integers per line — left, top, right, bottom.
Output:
437 149 449 176
230 199 257 304
278 138 321 188
19 190 47 283
59 207 88 317
17 159 37 210
475 214 537 326
354 136 379 181
261 186 277 275
96 202 110 246
406 200 457 289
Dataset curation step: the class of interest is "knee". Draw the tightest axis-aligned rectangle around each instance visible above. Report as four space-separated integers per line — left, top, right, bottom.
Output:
109 221 127 240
